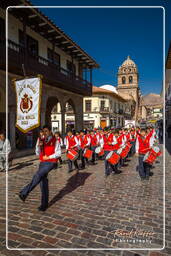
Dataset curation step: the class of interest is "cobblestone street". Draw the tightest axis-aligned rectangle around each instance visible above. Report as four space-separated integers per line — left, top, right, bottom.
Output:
0 145 170 256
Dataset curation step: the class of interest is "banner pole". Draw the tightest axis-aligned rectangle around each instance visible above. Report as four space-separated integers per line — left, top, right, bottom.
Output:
22 64 26 77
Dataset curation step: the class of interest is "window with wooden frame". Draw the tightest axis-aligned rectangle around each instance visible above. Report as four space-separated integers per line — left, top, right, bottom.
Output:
85 100 91 112
67 60 76 76
19 30 38 57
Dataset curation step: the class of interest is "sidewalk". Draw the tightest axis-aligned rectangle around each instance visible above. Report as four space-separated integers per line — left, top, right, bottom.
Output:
10 148 35 159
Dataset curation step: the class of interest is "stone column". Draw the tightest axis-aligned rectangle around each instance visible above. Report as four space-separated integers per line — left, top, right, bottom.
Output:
9 110 16 150
75 111 83 131
40 110 46 127
61 108 66 138
75 97 83 131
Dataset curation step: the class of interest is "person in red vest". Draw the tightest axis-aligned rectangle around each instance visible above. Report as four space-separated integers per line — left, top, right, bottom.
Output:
130 128 136 155
78 130 91 169
101 129 120 177
54 131 63 165
135 128 153 180
64 130 79 173
19 125 61 211
90 130 99 165
112 129 124 171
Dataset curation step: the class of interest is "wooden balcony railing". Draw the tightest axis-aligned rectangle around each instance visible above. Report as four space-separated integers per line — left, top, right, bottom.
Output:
0 39 92 96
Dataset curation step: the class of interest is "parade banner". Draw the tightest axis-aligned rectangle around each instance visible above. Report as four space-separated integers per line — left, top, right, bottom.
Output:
15 77 42 133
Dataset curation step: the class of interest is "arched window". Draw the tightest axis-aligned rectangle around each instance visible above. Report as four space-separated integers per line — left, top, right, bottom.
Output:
122 76 126 84
129 76 133 83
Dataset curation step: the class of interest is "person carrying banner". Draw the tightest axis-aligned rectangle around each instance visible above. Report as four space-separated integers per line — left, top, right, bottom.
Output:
19 125 61 211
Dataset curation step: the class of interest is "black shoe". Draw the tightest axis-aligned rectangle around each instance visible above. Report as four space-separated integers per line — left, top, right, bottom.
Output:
79 165 85 170
140 177 146 181
149 171 154 176
18 192 26 202
89 162 96 165
68 169 73 173
38 206 47 212
145 176 149 180
115 170 122 174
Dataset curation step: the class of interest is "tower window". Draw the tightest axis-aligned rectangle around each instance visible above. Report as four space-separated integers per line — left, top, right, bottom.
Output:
122 76 126 84
129 76 133 83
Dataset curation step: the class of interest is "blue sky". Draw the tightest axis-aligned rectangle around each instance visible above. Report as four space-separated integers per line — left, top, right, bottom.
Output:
30 0 171 95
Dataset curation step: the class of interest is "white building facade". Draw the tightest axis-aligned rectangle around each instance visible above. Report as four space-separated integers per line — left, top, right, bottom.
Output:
51 85 132 131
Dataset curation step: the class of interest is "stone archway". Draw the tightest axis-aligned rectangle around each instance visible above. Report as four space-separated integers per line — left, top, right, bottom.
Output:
45 96 63 134
64 98 76 133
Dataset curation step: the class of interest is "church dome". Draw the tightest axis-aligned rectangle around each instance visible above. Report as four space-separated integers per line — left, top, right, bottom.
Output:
100 84 118 94
122 56 136 67
118 56 138 73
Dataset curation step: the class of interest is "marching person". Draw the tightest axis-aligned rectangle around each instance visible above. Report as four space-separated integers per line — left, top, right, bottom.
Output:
78 130 91 169
90 130 99 165
101 129 120 177
130 128 136 155
135 128 153 180
54 131 63 165
0 130 11 172
19 125 61 211
64 130 79 173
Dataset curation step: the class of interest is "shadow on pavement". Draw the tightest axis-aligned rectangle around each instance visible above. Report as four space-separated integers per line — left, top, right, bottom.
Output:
48 172 92 208
9 162 33 171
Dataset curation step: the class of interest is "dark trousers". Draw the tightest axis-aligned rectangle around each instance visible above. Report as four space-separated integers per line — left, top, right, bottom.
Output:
68 159 79 171
104 151 118 176
118 158 124 168
20 162 55 208
138 155 150 178
90 146 97 163
79 149 86 168
130 141 135 156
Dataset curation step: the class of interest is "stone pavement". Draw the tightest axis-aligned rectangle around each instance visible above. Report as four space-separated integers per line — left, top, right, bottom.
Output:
0 145 170 256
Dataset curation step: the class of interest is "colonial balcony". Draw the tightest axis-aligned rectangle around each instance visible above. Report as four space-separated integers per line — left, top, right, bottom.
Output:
0 39 92 96
85 107 110 113
100 107 110 113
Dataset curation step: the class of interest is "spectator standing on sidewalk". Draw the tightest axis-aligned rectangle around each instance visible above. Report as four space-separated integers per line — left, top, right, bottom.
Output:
0 130 11 172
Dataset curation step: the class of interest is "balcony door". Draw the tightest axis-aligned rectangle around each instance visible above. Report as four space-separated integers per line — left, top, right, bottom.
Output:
67 60 76 76
19 30 38 57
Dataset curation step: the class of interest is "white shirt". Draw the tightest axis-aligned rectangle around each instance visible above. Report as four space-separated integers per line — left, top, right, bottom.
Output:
35 136 61 159
135 135 154 154
64 135 79 150
0 139 11 157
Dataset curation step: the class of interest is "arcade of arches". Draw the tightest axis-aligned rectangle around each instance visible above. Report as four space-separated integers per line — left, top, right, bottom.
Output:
3 72 84 150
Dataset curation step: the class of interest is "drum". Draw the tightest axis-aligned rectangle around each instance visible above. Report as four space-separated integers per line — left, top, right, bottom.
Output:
95 146 105 156
126 142 132 148
143 146 161 164
120 145 129 159
83 148 93 159
117 148 123 155
98 148 105 157
95 146 101 154
67 149 78 161
106 151 120 165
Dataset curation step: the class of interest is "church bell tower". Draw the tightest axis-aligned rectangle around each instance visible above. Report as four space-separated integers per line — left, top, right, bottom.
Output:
117 56 140 121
